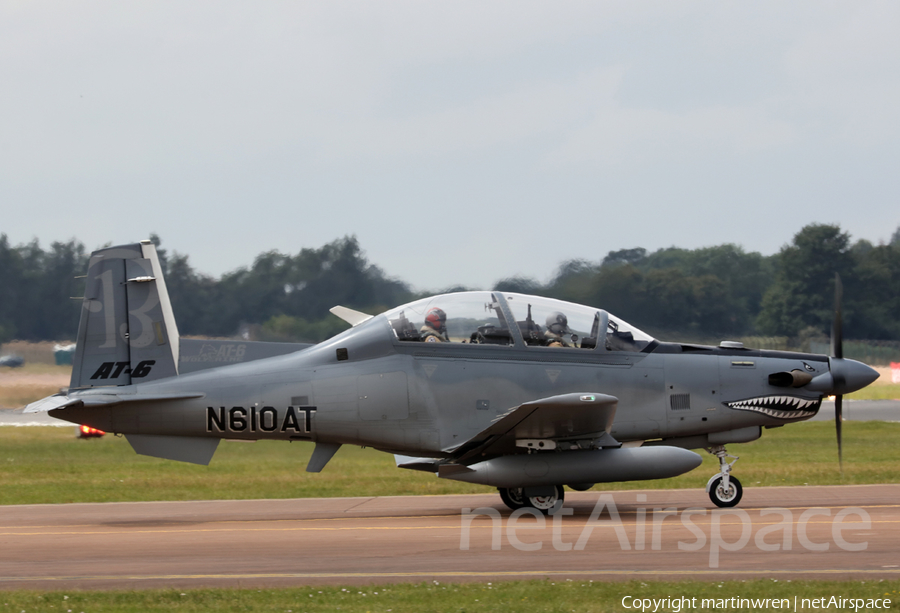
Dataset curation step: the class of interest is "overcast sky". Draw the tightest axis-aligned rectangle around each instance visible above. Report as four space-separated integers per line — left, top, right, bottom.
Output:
2 1 898 291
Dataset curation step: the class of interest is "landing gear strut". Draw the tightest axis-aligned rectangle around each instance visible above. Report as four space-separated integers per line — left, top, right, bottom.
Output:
498 486 564 513
705 445 742 508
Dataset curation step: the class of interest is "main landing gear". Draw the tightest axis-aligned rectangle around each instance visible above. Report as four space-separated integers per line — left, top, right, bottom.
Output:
499 485 564 513
706 445 742 508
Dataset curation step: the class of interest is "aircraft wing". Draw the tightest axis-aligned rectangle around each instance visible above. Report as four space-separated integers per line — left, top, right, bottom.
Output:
447 392 618 464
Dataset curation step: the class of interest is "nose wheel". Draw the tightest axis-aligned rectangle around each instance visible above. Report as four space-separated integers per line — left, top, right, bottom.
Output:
708 474 743 507
705 445 742 508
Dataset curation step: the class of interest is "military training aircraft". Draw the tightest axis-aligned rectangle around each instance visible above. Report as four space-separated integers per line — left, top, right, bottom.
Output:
26 241 880 510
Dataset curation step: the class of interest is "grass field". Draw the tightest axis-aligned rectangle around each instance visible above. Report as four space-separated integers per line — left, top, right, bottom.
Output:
847 365 899 400
0 580 898 612
1 420 897 505
849 383 900 400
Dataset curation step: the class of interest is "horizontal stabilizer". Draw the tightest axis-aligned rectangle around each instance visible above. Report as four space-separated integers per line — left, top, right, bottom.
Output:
24 391 205 413
449 392 618 464
125 434 219 465
22 394 82 413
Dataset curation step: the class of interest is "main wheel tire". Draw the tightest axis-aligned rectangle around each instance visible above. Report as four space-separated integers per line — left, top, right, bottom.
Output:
525 485 565 514
709 475 742 508
499 487 526 510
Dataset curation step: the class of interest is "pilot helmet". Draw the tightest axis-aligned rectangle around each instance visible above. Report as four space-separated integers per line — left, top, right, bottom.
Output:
425 307 447 332
546 311 571 335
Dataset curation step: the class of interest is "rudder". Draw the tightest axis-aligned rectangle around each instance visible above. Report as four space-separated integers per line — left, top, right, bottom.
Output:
70 240 180 388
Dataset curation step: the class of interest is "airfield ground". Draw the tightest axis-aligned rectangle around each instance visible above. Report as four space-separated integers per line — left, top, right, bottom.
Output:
5 483 900 586
2 361 899 608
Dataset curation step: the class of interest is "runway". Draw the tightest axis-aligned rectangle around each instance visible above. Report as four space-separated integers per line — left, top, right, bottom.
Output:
811 399 900 422
1 485 899 590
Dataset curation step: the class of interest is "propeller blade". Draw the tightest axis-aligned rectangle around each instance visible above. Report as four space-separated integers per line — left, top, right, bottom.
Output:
835 393 843 474
831 273 843 360
832 272 844 474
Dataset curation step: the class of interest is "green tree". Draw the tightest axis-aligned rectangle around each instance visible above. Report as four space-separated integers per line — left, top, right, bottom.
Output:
848 242 900 339
582 264 646 324
493 276 543 294
166 235 412 338
644 244 773 329
546 259 598 306
0 237 86 340
260 314 349 343
0 234 23 342
601 248 647 268
36 240 87 339
757 224 853 337
164 252 222 336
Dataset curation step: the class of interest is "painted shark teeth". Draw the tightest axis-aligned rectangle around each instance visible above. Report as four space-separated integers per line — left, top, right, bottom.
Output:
725 395 821 420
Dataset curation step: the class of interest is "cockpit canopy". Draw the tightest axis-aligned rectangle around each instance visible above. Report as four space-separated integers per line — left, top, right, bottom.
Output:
383 291 654 352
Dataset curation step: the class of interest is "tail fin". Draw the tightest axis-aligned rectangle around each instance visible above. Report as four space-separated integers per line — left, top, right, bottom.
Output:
70 240 180 388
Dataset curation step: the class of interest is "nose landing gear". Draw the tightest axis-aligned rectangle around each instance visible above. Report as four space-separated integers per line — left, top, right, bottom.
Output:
706 445 742 508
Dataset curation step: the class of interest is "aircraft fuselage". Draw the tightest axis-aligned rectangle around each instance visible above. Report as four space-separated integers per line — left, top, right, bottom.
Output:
55 315 835 456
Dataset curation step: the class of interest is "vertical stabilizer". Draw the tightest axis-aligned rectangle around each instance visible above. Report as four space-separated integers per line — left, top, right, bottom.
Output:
70 241 180 388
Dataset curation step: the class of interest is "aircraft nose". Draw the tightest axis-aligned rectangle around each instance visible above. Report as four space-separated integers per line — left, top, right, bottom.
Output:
830 358 880 395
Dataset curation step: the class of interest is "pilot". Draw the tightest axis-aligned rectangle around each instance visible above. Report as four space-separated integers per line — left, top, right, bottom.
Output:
544 311 573 347
420 307 449 342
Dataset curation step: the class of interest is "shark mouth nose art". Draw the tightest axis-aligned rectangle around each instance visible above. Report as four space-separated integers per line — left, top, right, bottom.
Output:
725 395 821 420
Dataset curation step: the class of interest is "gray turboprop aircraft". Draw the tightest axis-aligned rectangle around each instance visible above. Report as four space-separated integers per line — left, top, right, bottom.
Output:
26 241 879 510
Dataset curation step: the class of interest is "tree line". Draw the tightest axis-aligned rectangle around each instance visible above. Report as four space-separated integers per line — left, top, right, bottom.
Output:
1 224 899 345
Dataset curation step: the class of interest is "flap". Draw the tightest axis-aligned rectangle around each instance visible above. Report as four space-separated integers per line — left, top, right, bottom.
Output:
448 392 618 464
